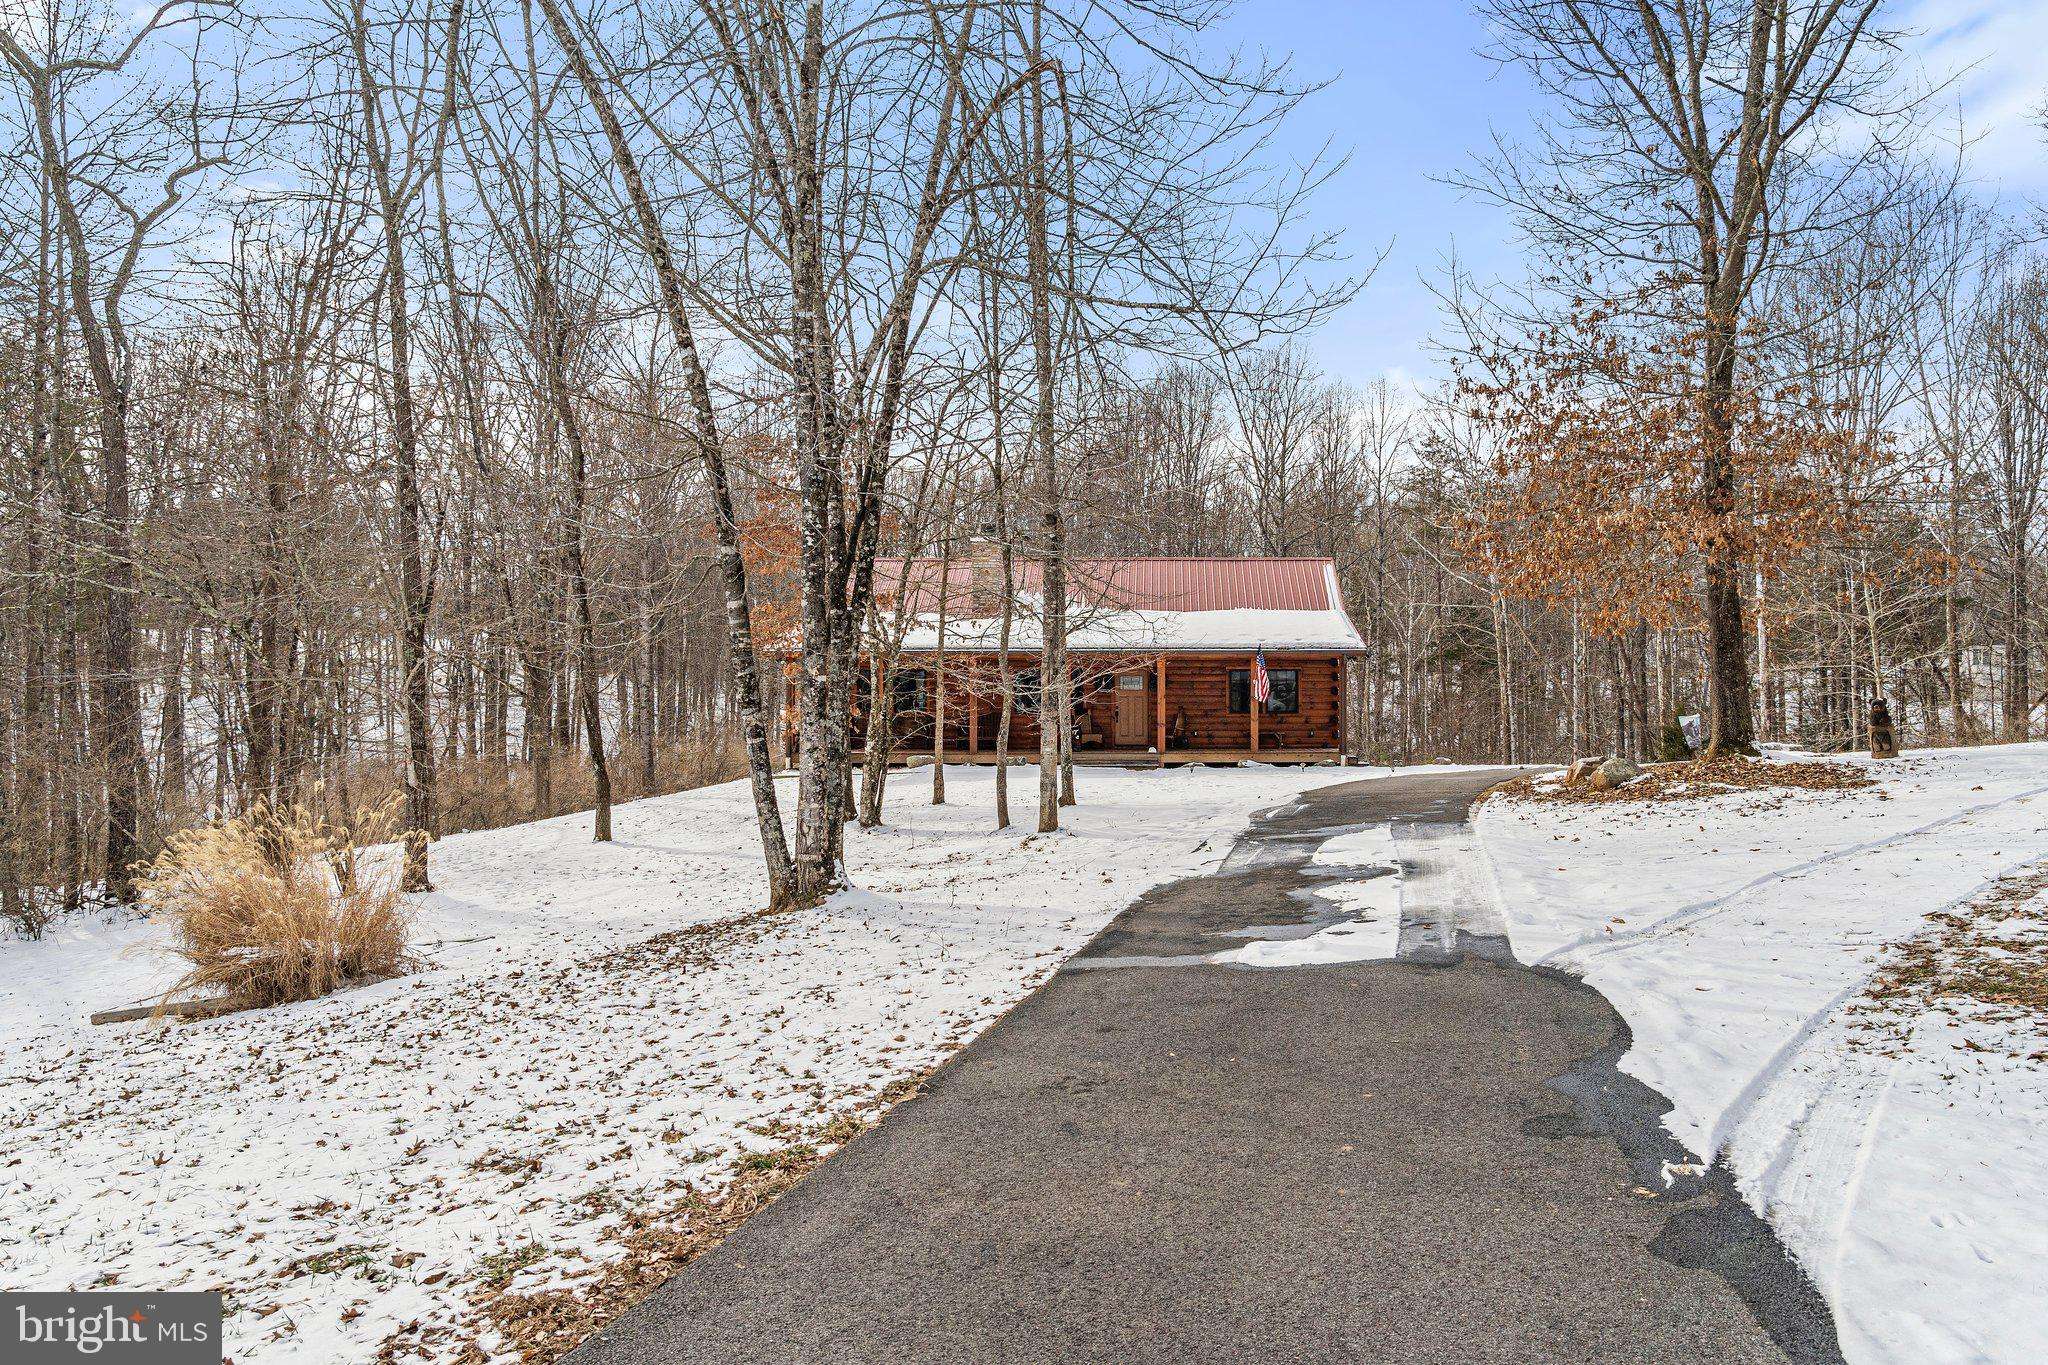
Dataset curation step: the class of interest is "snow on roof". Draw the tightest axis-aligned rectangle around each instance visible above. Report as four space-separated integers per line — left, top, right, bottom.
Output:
875 555 1367 655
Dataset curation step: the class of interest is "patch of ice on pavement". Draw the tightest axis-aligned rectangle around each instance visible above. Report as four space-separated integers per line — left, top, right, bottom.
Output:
1392 821 1511 962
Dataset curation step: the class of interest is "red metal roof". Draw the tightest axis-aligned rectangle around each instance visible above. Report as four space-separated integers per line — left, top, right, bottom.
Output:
874 555 1339 614
1066 557 1335 611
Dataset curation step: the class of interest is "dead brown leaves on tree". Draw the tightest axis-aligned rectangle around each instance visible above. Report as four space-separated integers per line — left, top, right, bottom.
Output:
1451 301 1879 640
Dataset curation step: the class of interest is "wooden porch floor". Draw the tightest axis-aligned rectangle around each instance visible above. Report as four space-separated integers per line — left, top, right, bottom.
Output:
852 746 1346 768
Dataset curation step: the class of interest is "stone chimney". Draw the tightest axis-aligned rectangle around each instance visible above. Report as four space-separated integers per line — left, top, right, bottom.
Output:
965 524 1002 616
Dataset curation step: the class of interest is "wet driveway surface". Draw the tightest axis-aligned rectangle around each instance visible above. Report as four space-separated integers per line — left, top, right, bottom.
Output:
570 769 1841 1364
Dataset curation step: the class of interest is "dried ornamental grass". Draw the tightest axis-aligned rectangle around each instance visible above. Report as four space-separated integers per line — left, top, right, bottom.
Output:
138 794 418 1013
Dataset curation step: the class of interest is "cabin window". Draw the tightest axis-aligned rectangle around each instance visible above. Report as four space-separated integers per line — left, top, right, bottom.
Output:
890 668 928 715
1228 667 1299 715
1012 668 1042 713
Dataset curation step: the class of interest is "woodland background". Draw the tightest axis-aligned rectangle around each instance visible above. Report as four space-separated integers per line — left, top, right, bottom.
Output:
4 0 2046 923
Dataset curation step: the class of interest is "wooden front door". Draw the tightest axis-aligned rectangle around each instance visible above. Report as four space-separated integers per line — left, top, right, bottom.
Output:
1113 672 1150 745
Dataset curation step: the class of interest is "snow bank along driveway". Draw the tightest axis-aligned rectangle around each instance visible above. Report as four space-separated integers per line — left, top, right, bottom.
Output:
0 764 1339 1363
1480 743 2048 1365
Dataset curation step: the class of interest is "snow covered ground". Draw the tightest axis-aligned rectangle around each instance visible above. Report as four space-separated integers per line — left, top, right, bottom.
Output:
1479 743 2048 1365
0 763 1342 1363
15 747 2039 1364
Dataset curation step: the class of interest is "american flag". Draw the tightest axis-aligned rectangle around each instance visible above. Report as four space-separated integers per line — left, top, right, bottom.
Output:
1252 649 1271 707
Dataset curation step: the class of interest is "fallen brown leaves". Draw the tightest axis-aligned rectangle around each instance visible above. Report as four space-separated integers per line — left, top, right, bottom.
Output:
1486 755 1876 807
1852 865 2048 1061
368 903 927 1365
581 902 792 975
415 1073 930 1365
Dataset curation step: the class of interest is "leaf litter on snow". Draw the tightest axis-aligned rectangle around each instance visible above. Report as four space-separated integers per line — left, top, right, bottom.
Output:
1 763 1339 1364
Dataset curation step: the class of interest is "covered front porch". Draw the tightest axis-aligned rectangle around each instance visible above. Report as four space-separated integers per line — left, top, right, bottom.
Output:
810 649 1356 769
872 745 1348 768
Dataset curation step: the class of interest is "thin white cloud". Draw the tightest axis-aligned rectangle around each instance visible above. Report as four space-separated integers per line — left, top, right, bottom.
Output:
1903 0 2048 187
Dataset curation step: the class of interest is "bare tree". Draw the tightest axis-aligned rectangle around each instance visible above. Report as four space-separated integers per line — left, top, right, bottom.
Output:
1 0 237 898
456 4 618 840
534 0 1023 903
529 0 795 901
324 0 462 887
1980 264 2048 741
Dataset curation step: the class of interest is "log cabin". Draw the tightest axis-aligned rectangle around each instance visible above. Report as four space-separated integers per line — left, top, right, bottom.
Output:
784 551 1367 766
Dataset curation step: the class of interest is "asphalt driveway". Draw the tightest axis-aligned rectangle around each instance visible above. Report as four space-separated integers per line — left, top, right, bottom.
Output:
569 768 1840 1364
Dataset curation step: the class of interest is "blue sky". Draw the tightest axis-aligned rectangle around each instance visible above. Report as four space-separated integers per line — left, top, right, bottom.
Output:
1210 0 2048 388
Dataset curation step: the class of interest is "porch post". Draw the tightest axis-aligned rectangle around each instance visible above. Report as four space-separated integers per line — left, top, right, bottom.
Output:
1337 657 1351 763
1248 654 1260 756
968 664 980 756
1154 655 1167 763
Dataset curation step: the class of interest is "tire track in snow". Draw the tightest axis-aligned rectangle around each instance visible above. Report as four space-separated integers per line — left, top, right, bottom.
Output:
1711 850 2048 1233
1536 780 2048 970
1712 866 2001 1145
1487 755 2048 1364
1554 824 2048 1359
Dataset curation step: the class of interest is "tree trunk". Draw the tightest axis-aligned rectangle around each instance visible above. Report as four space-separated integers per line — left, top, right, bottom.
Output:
532 0 794 903
859 649 894 828
2005 546 2031 741
786 0 842 907
1699 311 1756 758
564 417 611 842
1022 7 1065 833
348 6 436 889
931 565 949 805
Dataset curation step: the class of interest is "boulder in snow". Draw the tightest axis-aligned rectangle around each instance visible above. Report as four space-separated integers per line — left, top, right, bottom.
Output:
1565 756 1605 787
1589 757 1643 791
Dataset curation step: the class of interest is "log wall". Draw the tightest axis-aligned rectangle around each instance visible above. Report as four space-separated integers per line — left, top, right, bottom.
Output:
833 652 1346 754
